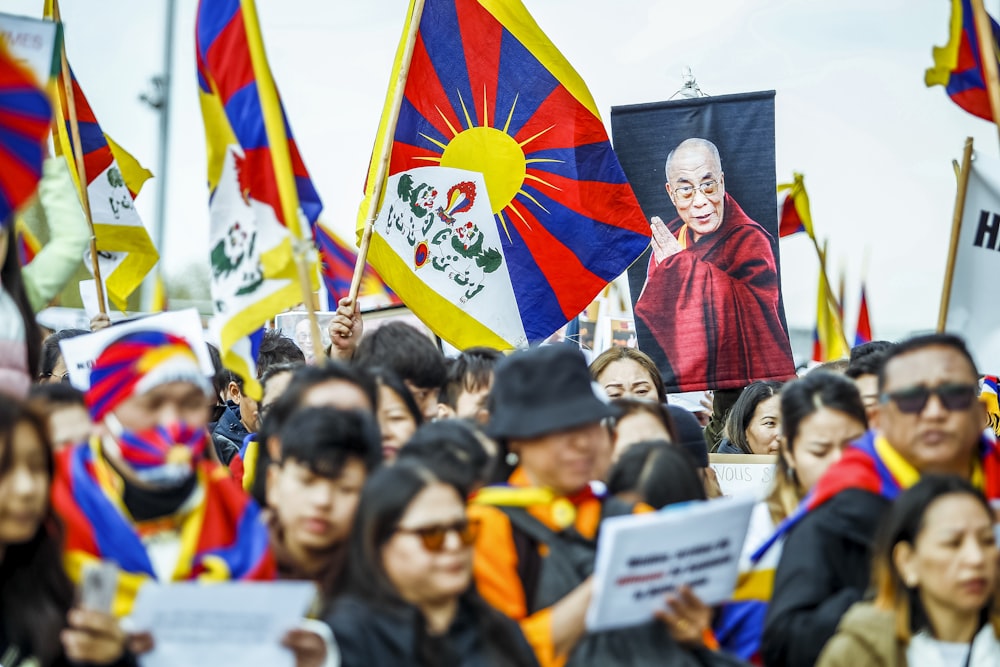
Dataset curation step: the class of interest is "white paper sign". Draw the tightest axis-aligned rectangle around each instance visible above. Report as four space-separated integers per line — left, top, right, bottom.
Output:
947 151 1000 374
586 495 755 632
129 582 316 667
709 453 777 500
59 308 214 391
0 12 59 86
79 279 112 320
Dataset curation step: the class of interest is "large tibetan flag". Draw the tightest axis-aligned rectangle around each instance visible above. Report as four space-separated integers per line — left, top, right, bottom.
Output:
776 172 814 239
45 1 158 309
196 0 322 399
854 283 872 347
359 0 651 349
812 252 848 362
314 223 399 310
926 0 999 121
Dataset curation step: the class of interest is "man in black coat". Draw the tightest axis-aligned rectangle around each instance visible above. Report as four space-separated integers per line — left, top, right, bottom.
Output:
761 333 995 666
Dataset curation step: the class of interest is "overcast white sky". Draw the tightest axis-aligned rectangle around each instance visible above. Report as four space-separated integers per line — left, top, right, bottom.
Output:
6 0 998 341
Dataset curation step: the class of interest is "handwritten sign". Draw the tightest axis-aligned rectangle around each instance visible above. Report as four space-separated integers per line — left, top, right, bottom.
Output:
586 495 755 632
0 12 60 86
709 453 777 500
59 309 214 391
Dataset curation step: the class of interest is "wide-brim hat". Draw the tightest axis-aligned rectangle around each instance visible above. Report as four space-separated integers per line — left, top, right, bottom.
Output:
487 344 620 440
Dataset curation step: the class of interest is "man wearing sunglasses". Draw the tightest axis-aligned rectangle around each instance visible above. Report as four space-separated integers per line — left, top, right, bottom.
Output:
763 333 1000 667
633 137 794 392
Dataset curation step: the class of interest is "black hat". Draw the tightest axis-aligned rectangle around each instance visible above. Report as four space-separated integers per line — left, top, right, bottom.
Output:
487 344 620 440
665 404 709 468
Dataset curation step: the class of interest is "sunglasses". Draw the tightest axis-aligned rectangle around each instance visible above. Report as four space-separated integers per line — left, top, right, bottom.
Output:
395 518 480 552
880 383 979 415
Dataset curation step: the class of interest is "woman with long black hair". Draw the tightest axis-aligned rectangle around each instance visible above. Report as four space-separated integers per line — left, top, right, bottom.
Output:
324 459 539 667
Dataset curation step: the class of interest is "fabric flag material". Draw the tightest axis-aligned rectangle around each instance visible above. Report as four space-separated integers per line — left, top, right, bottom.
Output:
15 218 41 266
196 0 323 400
314 223 399 310
359 0 651 349
983 376 1000 438
776 173 814 238
944 150 1000 375
812 250 849 362
926 0 1000 121
45 0 159 309
854 283 872 346
0 42 51 227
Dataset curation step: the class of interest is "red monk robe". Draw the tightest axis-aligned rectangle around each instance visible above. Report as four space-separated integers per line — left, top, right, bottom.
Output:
634 193 795 391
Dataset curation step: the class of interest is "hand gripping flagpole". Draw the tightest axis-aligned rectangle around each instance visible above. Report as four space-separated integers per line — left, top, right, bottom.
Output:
350 0 428 305
51 0 107 316
938 137 975 333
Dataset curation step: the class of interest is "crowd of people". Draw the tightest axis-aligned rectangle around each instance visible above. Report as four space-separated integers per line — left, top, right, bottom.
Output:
4 205 1000 666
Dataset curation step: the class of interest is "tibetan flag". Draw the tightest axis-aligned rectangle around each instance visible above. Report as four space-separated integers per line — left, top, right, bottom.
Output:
776 172 814 238
983 376 1000 438
0 42 51 227
854 283 872 347
314 223 399 310
926 0 999 121
196 0 323 399
812 251 848 362
358 0 651 349
15 218 41 266
45 1 158 309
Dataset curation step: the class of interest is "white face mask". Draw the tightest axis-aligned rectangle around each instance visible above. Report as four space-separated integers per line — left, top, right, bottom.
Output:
102 413 203 488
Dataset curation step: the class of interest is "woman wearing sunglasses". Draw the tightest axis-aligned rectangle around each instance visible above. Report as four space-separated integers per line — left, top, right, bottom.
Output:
324 459 539 667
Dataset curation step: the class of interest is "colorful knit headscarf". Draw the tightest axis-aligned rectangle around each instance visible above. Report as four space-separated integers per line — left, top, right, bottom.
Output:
87 330 211 422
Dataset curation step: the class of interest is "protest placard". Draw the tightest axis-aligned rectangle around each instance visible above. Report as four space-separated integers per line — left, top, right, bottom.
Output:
59 309 214 390
709 453 777 499
0 12 60 86
586 495 755 632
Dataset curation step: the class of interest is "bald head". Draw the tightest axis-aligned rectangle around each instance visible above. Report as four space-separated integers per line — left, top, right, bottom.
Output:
665 138 722 180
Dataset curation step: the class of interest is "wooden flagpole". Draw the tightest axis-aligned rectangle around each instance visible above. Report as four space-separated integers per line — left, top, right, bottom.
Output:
349 0 428 304
52 0 107 315
938 137 975 332
970 0 1000 149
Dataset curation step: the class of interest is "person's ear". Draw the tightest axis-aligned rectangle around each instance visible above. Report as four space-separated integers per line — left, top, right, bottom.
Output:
266 434 283 461
227 381 243 404
665 183 673 200
265 462 281 509
893 541 918 588
436 403 456 420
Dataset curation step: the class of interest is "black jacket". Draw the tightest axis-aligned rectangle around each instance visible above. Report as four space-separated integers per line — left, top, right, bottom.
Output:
325 594 539 667
761 488 891 667
211 402 249 465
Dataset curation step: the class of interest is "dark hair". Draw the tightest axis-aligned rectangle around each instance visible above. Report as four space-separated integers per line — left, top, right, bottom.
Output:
257 329 305 377
871 475 998 641
846 341 897 380
278 407 382 477
250 362 377 504
206 342 231 401
766 371 868 523
723 381 783 455
339 459 536 667
353 322 447 390
878 334 978 392
0 398 74 667
589 347 666 403
607 440 707 509
260 362 298 392
2 235 41 382
27 382 86 408
398 420 491 496
37 329 87 380
369 366 423 427
441 347 502 409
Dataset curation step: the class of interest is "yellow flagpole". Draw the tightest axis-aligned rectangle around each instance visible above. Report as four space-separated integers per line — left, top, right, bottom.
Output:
350 0 428 304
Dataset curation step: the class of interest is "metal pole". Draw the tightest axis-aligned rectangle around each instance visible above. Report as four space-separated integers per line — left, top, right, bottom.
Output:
143 0 176 311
